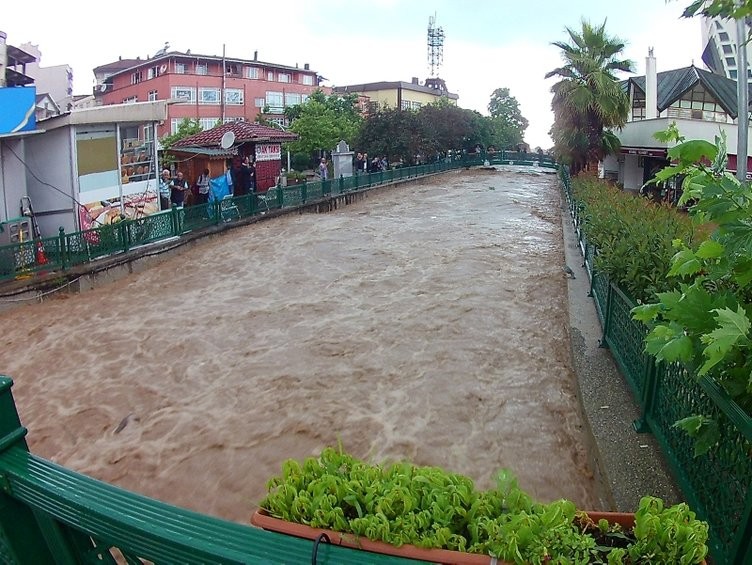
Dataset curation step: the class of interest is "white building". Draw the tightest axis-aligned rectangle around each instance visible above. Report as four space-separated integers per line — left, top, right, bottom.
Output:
701 17 751 82
602 50 752 191
20 42 73 113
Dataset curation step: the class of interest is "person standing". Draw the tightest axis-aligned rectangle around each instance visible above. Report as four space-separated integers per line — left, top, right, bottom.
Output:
195 168 210 205
318 157 328 180
170 171 189 207
159 169 171 210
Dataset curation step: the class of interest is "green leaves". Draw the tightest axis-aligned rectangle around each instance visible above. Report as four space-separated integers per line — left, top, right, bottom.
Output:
673 415 722 457
667 140 718 167
261 448 708 563
699 306 751 374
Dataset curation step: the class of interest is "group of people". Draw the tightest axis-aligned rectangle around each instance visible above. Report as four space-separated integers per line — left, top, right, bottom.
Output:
354 152 388 174
158 156 257 211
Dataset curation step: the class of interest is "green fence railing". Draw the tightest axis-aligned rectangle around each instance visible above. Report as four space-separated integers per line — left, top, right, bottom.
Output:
560 166 752 565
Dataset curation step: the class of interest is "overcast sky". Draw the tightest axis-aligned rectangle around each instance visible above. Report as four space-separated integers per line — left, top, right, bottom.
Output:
4 0 702 148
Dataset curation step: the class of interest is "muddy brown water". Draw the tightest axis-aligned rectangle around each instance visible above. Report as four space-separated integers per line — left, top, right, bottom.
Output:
1 169 601 523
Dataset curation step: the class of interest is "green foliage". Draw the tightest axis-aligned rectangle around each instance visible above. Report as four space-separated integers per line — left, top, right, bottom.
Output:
160 118 204 166
631 128 752 420
572 175 703 302
487 88 528 148
285 90 362 155
547 19 634 173
291 152 310 172
261 447 708 563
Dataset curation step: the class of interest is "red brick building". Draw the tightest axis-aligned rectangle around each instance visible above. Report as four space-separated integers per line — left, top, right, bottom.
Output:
94 50 328 138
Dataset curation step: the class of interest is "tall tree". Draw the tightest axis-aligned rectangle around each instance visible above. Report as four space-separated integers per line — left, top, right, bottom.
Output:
546 19 634 173
284 90 363 155
488 88 529 133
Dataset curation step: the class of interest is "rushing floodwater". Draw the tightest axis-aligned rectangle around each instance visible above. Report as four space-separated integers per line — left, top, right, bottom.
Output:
1 169 601 523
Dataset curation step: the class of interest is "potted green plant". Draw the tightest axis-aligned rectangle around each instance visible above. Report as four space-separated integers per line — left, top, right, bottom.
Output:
251 447 708 564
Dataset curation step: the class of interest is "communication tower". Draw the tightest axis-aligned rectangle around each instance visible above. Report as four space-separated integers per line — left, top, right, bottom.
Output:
427 14 444 78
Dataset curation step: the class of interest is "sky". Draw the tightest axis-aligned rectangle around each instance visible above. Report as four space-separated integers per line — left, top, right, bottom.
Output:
4 0 703 149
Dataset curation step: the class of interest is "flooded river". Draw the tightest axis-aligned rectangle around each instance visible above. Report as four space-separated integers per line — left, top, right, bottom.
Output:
1 169 601 523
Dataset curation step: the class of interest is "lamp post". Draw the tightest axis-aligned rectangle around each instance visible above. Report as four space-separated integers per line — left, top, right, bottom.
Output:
737 7 749 181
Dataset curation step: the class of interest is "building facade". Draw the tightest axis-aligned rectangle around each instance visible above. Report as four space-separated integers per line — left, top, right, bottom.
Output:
701 16 752 82
20 42 73 113
333 78 459 112
95 51 327 138
602 51 752 190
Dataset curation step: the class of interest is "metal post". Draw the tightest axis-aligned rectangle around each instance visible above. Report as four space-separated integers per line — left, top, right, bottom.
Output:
737 13 749 181
58 227 67 270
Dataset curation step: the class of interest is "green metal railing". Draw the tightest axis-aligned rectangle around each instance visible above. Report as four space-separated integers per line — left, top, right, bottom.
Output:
560 167 752 565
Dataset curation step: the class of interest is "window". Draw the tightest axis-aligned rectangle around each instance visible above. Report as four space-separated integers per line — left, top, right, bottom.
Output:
285 92 301 106
175 63 186 74
730 69 738 79
302 94 309 103
667 84 729 122
401 100 410 110
199 118 219 130
226 63 240 75
247 66 260 79
267 117 287 127
225 88 244 105
719 31 730 41
199 87 221 104
143 125 153 141
723 44 734 54
267 71 274 81
170 118 181 134
266 91 283 113
123 96 137 104
631 90 646 121
131 71 142 84
147 90 158 101
726 57 737 67
411 101 422 110
302 74 314 85
196 63 208 75
278 73 291 83
255 97 266 108
171 86 196 102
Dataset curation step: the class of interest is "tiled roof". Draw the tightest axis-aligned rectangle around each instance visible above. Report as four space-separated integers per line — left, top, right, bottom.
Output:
171 121 298 148
93 59 142 74
628 65 752 118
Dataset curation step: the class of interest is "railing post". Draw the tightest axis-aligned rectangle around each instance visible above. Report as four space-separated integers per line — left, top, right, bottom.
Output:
633 358 658 433
249 191 257 215
58 227 67 270
354 171 359 191
214 199 221 226
276 185 283 208
120 220 130 253
338 174 344 195
0 377 58 563
170 205 179 235
301 181 307 203
599 280 614 349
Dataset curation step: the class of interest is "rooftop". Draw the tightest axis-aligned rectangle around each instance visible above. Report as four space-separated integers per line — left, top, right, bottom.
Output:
171 121 298 148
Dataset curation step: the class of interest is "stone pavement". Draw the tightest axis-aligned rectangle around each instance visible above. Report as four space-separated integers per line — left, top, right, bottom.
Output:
559 192 684 512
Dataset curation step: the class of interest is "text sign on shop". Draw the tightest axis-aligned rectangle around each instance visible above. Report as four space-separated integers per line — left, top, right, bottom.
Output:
256 144 281 162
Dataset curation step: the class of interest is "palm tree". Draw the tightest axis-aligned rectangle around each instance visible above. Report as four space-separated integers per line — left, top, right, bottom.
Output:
546 19 634 174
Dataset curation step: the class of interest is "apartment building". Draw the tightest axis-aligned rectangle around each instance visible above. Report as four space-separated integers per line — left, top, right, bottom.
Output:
333 77 458 113
701 16 751 82
95 50 327 138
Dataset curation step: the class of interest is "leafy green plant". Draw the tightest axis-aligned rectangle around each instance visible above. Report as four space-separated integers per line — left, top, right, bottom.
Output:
572 175 703 302
260 446 708 564
632 129 752 423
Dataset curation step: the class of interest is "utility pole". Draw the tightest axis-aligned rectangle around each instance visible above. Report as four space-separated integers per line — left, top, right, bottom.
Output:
737 7 749 181
221 44 226 123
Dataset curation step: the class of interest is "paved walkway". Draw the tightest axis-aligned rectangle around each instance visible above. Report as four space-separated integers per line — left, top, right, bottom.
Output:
559 193 683 511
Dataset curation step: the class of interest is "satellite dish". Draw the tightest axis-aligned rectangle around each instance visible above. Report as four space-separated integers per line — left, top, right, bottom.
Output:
159 64 168 74
219 131 236 149
99 84 108 92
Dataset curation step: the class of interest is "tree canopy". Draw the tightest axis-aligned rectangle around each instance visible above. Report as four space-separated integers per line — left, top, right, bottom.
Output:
546 19 633 173
284 90 363 155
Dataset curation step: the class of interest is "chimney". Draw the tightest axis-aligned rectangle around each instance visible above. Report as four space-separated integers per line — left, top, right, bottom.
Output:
646 47 658 119
412 77 419 84
0 31 6 88
304 63 309 70
254 50 258 61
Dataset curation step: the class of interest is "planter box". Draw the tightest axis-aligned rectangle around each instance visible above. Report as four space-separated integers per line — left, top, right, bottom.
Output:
251 509 643 565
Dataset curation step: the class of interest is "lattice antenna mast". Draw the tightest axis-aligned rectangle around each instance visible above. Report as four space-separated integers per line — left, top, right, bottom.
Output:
427 14 444 77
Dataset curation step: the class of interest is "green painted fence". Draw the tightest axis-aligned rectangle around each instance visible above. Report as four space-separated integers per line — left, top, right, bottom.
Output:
560 166 752 565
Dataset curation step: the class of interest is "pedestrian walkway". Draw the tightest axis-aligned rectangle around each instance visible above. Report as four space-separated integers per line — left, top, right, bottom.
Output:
560 194 683 511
